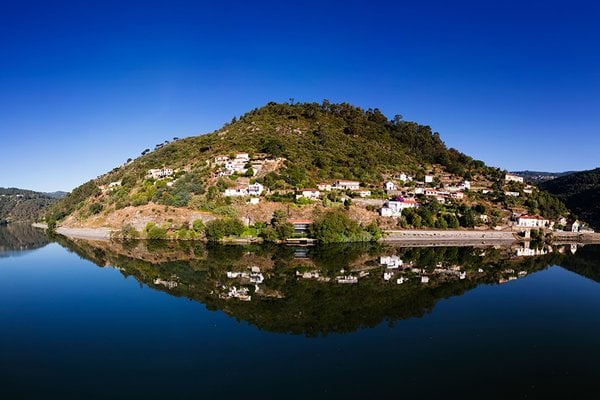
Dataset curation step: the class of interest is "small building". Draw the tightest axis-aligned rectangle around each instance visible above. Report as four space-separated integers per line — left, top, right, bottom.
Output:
334 180 361 190
384 181 397 191
214 155 229 165
517 215 549 228
247 183 264 196
296 189 321 200
461 180 471 190
425 175 434 183
505 174 524 183
224 186 248 197
288 219 313 235
450 192 464 200
147 168 174 179
248 197 260 205
505 191 520 197
380 198 419 217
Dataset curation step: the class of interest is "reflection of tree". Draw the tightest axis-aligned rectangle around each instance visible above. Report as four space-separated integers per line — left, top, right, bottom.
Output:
0 224 50 256
53 237 592 337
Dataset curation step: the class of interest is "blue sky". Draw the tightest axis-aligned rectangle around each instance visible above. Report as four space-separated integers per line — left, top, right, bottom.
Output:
1 0 599 192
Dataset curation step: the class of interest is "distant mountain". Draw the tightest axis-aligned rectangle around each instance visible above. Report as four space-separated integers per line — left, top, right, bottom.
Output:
0 188 59 224
512 170 578 184
539 168 600 229
44 191 68 199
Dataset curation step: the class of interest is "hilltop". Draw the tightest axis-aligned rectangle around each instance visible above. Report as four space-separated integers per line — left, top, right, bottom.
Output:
47 101 572 240
540 168 600 230
0 188 62 224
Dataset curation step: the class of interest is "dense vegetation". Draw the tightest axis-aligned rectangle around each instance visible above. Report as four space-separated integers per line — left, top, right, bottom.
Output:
540 168 600 229
0 188 60 224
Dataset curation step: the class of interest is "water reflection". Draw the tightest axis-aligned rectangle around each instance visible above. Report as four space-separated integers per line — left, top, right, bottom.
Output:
51 236 597 337
0 223 50 257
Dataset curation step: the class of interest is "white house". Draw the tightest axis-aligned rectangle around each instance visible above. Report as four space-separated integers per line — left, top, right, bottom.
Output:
147 168 174 179
108 180 122 188
505 191 520 197
384 181 397 191
517 215 549 228
425 175 434 183
224 186 248 197
460 180 471 190
248 197 260 205
334 180 361 190
505 174 524 183
397 173 412 182
296 189 321 200
450 192 464 200
247 183 264 196
214 155 229 165
380 198 419 217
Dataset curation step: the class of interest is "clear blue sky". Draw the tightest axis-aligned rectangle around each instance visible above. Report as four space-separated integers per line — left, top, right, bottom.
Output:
1 0 599 192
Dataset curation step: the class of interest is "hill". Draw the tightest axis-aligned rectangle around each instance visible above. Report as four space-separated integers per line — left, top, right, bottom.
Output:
539 168 600 229
511 170 578 184
47 101 571 238
0 188 60 224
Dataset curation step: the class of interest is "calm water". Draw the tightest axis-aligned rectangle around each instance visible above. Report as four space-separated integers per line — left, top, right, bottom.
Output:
1 226 599 399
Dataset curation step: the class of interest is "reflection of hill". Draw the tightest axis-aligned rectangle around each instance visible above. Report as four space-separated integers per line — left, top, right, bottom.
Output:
55 238 587 336
558 245 600 282
0 224 50 256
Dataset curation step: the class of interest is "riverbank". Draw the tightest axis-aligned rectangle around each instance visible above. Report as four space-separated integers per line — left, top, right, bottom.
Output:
32 223 113 241
32 223 600 245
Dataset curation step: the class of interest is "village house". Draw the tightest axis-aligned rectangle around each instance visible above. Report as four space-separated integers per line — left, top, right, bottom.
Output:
564 220 581 232
380 198 419 217
248 197 260 205
247 183 264 196
425 175 434 183
396 173 412 182
505 173 524 183
384 181 397 191
517 215 549 228
334 180 361 190
214 155 229 165
505 191 520 197
317 182 333 191
146 168 174 179
450 192 464 200
224 186 248 197
296 189 321 200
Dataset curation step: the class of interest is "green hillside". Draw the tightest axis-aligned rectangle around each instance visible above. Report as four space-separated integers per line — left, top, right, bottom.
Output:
46 101 571 234
540 168 600 229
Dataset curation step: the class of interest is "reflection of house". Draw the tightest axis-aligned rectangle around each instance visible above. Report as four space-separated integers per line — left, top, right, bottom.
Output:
224 186 248 197
380 255 403 268
288 219 313 235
